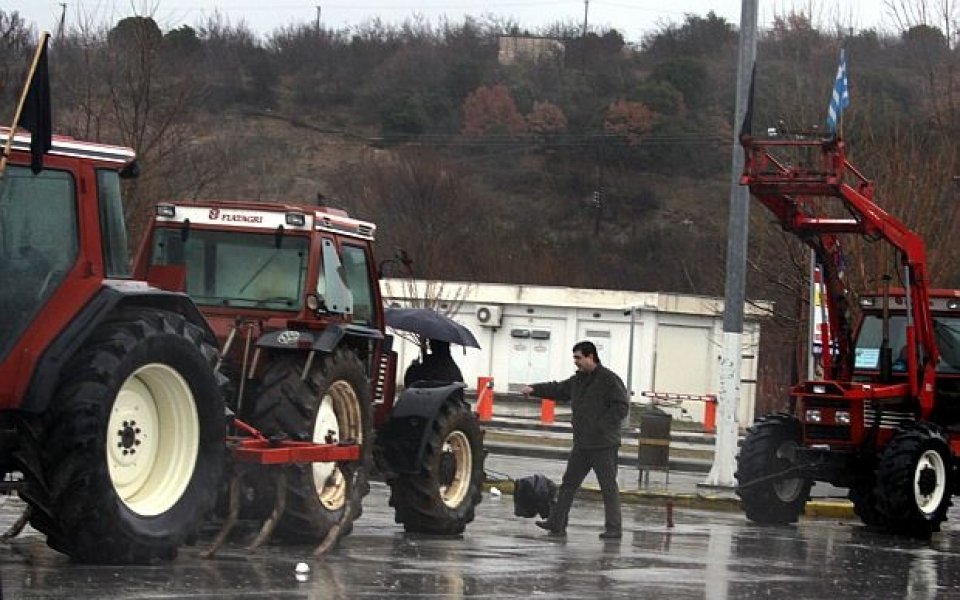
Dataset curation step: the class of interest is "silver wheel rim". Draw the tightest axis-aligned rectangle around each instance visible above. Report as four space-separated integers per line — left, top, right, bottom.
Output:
914 449 947 515
107 363 199 516
440 430 472 508
312 380 363 511
773 440 803 501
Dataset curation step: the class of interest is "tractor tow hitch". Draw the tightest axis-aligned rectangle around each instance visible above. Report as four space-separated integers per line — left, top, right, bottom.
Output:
202 418 364 558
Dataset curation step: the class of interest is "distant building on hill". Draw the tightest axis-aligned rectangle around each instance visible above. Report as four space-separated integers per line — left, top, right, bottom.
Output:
498 36 565 66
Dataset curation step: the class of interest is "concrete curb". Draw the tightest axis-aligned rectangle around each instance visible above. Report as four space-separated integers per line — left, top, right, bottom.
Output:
483 439 713 473
482 481 855 519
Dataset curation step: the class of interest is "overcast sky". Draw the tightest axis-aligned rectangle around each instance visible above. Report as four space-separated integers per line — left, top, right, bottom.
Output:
9 1 893 44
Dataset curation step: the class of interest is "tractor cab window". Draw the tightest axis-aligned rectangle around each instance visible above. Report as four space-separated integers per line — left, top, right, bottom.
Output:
0 167 77 360
340 244 375 325
855 314 960 374
97 169 131 278
150 228 308 311
934 318 960 374
854 315 907 371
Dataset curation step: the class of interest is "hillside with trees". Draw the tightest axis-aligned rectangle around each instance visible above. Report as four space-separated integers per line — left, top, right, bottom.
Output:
2 4 959 412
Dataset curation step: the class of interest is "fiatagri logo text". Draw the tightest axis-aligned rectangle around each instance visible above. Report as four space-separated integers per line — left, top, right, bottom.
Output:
207 208 263 223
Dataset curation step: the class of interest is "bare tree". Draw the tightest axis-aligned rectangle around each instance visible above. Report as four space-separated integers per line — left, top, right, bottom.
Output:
0 11 33 108
885 0 959 131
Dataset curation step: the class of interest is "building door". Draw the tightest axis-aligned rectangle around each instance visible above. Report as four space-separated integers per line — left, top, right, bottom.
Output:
507 328 552 391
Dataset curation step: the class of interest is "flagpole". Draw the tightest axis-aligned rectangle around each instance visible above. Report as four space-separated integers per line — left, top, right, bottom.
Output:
0 31 50 180
838 49 845 139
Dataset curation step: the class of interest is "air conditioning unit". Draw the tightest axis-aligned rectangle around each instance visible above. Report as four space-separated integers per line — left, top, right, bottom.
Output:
475 304 503 327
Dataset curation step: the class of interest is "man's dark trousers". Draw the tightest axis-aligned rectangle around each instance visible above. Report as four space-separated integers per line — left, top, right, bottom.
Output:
549 445 621 533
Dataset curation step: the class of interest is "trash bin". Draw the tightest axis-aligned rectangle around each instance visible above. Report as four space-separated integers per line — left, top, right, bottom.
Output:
637 405 672 486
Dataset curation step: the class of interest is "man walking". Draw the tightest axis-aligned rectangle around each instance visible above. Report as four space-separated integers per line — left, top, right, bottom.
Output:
521 341 629 539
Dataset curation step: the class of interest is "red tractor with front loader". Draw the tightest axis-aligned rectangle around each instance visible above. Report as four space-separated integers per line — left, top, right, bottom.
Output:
131 199 485 544
0 130 227 563
735 133 960 536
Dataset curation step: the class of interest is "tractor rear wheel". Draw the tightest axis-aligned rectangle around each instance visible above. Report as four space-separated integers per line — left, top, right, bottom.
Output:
18 309 225 564
250 349 372 542
735 413 812 525
387 398 484 534
875 422 953 537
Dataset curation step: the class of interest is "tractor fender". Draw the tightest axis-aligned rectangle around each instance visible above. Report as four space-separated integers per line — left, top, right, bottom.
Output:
22 281 214 414
376 383 467 475
256 323 383 352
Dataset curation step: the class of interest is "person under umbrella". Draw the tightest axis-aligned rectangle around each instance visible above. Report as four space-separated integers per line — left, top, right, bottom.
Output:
404 338 464 388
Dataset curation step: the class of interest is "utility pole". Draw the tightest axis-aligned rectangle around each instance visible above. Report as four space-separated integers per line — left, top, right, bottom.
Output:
316 5 322 31
699 0 758 494
582 0 589 37
57 3 67 43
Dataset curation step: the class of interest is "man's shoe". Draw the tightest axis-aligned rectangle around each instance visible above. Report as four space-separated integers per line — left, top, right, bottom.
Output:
599 530 622 540
536 520 565 535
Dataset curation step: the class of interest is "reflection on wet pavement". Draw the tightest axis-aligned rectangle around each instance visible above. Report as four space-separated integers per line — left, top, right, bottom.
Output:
1 487 959 598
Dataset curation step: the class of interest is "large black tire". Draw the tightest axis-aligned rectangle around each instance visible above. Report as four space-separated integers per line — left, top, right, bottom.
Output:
735 413 812 525
17 308 225 564
249 348 372 542
387 398 484 534
874 422 953 537
849 474 885 528
849 483 886 528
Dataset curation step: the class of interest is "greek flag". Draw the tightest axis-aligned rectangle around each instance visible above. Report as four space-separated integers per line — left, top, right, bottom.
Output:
826 49 849 133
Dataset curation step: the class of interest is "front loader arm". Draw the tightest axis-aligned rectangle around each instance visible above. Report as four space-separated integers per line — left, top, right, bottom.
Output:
741 135 938 414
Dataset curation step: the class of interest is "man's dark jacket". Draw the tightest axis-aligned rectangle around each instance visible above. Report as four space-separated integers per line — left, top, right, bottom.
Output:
529 364 629 448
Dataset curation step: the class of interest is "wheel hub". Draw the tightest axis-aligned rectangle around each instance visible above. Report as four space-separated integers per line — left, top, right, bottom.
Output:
312 381 363 511
438 452 456 486
913 447 948 515
107 363 200 517
917 465 938 497
117 421 142 455
439 430 472 508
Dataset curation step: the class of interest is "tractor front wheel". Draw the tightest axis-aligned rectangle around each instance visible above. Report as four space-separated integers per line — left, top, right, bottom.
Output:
735 413 812 525
875 422 953 537
250 349 372 542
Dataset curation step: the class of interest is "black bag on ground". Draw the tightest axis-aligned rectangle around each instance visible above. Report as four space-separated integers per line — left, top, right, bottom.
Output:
513 474 557 519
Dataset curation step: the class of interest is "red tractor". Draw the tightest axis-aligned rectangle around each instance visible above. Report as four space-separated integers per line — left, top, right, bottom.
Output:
735 134 960 536
132 199 485 542
0 130 226 562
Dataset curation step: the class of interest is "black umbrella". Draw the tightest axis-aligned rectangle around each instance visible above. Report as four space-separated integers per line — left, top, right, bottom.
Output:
384 307 481 349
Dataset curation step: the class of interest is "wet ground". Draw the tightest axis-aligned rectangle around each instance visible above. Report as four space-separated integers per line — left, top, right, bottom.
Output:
3 480 960 600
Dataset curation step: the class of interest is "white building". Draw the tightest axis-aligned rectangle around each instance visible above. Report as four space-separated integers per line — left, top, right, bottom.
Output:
381 279 770 426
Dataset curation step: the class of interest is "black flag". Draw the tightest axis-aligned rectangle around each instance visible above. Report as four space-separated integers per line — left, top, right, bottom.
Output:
19 34 52 174
738 63 756 139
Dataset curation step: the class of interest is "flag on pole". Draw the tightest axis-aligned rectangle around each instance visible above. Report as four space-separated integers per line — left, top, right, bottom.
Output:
738 63 757 139
19 33 52 174
825 49 849 134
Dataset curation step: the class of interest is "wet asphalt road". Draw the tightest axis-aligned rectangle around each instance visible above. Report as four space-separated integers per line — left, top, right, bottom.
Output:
3 483 960 599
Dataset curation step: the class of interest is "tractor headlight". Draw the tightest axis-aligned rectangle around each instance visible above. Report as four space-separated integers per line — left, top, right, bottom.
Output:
286 212 306 227
805 409 822 423
835 410 851 425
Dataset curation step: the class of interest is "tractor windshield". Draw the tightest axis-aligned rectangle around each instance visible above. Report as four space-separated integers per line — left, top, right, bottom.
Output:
0 166 78 360
855 314 960 374
149 228 309 311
